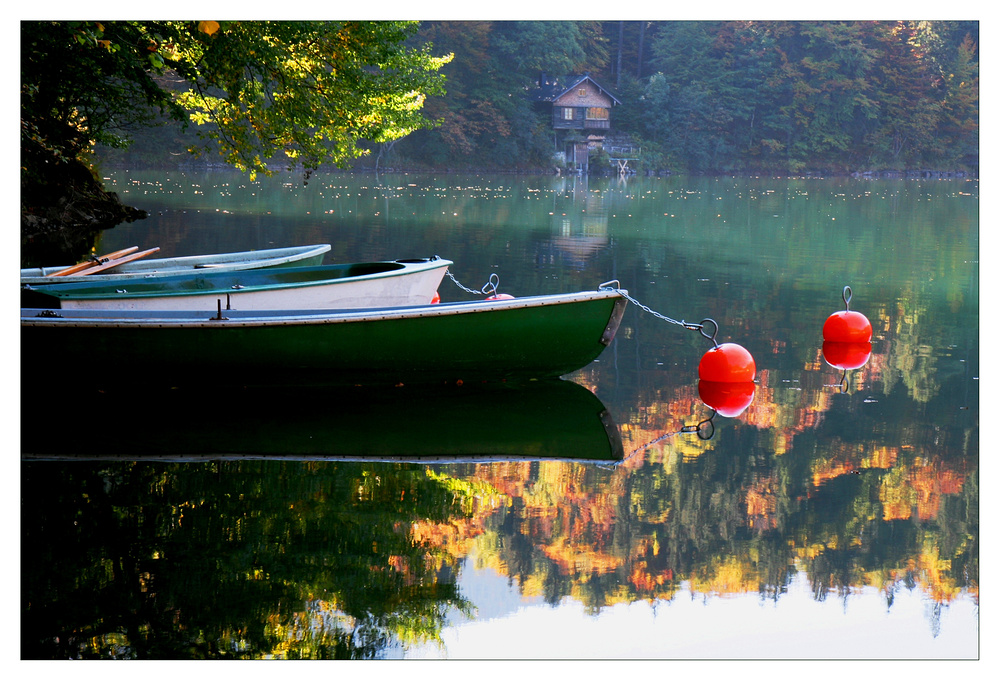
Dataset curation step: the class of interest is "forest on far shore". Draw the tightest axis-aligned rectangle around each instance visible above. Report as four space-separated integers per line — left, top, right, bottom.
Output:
99 20 979 177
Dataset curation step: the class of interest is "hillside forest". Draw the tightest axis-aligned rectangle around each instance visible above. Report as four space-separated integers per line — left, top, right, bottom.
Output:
103 20 980 177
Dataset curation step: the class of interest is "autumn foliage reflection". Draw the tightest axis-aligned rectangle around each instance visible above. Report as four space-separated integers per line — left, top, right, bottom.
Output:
400 331 976 614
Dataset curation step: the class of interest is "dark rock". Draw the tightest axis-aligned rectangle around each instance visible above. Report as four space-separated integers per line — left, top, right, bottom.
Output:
21 156 148 267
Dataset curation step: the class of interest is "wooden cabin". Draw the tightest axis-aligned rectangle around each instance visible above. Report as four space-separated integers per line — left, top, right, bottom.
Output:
532 73 621 173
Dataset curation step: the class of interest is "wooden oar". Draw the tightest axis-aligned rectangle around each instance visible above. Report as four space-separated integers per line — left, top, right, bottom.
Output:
74 247 161 276
47 246 140 277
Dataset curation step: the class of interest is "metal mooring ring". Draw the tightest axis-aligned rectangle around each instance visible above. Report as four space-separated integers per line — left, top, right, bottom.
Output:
481 273 500 296
698 318 720 347
696 415 716 440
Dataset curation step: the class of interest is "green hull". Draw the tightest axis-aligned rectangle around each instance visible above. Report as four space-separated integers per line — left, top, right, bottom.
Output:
22 379 624 464
22 290 627 388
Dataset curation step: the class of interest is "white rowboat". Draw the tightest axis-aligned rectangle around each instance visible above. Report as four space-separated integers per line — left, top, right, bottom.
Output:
20 244 332 285
21 257 453 312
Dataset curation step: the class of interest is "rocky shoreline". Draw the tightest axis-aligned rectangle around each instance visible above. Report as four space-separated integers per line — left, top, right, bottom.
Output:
21 157 148 267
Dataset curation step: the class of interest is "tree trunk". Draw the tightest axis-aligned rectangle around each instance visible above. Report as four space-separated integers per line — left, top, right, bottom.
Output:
616 21 624 90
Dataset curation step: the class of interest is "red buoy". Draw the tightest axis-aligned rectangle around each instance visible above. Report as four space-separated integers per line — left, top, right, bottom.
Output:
698 380 756 417
698 343 756 383
823 286 872 342
822 341 872 370
485 293 515 301
431 291 441 304
822 311 872 343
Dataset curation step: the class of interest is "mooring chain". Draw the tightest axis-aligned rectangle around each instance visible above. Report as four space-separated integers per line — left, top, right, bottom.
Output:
445 270 500 297
598 280 720 347
645 414 717 444
597 415 716 470
586 278 730 470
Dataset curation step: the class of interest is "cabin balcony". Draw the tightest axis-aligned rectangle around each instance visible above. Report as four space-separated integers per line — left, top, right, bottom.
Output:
553 119 611 131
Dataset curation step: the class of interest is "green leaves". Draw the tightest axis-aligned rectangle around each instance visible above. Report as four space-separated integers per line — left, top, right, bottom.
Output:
22 21 451 180
167 21 451 177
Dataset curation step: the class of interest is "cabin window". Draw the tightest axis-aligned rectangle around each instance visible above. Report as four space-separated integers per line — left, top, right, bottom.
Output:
586 107 609 120
562 107 575 120
577 88 587 96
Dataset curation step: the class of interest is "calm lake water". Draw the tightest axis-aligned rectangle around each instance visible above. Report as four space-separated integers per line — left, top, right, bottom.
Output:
21 170 979 660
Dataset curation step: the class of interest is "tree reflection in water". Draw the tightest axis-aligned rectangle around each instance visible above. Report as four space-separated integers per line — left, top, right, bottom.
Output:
21 172 978 659
21 363 977 658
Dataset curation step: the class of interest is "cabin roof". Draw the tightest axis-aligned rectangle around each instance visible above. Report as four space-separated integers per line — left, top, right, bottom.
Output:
531 73 622 105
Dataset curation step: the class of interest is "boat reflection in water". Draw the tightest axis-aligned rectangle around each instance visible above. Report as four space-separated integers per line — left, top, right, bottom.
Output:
23 379 624 465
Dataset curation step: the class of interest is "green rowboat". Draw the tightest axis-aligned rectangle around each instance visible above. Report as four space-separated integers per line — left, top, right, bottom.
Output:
21 288 627 388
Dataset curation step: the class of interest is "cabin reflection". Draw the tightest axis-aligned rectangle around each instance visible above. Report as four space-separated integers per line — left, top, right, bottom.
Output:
535 175 609 270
